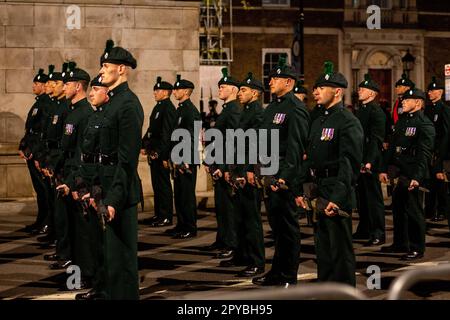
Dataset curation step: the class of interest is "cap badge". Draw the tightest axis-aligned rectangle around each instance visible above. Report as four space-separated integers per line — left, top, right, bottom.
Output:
433 83 436 87
104 52 108 59
409 90 413 95
176 82 180 86
49 74 53 79
62 72 65 77
402 79 405 84
224 77 228 82
325 74 330 80
365 81 368 85
70 71 73 77
157 83 160 88
247 79 251 84
276 68 281 74
37 75 40 80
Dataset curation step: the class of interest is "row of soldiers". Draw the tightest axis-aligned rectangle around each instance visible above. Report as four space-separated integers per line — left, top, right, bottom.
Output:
20 40 144 299
20 38 449 296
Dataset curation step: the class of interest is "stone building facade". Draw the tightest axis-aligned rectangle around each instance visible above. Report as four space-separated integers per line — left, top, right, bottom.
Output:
0 0 202 198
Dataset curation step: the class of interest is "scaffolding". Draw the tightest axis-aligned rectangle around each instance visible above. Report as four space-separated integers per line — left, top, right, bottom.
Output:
200 0 233 65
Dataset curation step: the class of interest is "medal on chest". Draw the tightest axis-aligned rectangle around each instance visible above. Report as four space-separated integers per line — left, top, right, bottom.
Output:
52 115 59 125
64 124 74 135
405 127 416 137
320 128 334 141
272 113 286 125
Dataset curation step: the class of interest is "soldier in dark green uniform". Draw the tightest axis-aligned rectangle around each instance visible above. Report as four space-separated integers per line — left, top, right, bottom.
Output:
353 74 386 246
252 56 309 287
168 75 201 239
220 72 265 277
19 68 50 233
48 63 94 284
379 88 435 260
391 74 415 125
205 68 242 259
74 75 110 300
76 40 143 299
300 62 363 286
424 77 450 222
38 64 70 247
141 77 177 227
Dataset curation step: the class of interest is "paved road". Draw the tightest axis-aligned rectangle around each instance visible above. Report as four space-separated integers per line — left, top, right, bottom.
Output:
0 198 449 300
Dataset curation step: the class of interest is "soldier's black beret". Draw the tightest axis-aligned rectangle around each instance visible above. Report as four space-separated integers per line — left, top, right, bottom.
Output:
48 64 64 81
173 74 194 89
240 72 264 92
63 61 91 83
100 39 137 69
33 68 48 83
90 74 108 87
218 67 241 87
154 76 173 91
314 61 348 88
358 73 380 92
268 54 298 80
403 87 426 100
294 80 308 94
395 73 415 88
427 76 445 91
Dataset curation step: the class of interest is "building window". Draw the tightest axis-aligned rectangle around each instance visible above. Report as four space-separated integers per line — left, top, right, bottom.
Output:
400 0 408 8
262 49 291 104
367 0 392 9
262 0 290 7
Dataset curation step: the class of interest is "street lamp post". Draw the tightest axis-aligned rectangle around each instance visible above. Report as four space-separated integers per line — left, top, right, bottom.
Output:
402 49 416 78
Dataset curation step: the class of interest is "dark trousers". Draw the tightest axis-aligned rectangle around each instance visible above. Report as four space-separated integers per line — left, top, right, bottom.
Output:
392 185 426 253
174 166 197 233
425 178 448 218
43 179 56 238
355 173 386 240
54 196 73 261
266 189 300 283
26 160 49 226
95 205 139 300
233 185 265 268
150 160 173 220
214 178 237 249
315 213 356 286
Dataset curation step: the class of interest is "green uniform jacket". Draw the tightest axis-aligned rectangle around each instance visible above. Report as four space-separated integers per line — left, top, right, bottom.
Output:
355 100 386 172
42 97 70 171
232 99 264 175
261 91 310 184
172 98 201 164
100 82 144 211
19 94 49 156
424 99 450 173
60 98 93 185
382 110 436 183
214 99 241 171
305 101 364 209
142 98 177 161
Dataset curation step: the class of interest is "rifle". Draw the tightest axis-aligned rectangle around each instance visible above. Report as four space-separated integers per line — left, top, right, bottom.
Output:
263 175 289 192
207 163 222 181
74 176 90 216
169 161 192 179
387 165 429 193
316 197 351 218
91 185 109 232
360 164 373 175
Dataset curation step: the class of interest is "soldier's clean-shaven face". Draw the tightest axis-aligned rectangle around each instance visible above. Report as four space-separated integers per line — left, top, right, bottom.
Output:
237 86 254 104
89 86 109 107
172 88 191 101
32 82 44 95
153 89 171 102
45 81 55 95
428 89 443 103
99 63 121 87
312 87 320 102
395 85 410 96
401 98 420 113
218 84 236 101
315 86 337 106
358 87 376 102
53 80 65 98
64 81 78 101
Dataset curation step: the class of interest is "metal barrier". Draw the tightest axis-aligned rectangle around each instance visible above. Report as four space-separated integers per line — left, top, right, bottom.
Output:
387 263 450 300
180 282 368 300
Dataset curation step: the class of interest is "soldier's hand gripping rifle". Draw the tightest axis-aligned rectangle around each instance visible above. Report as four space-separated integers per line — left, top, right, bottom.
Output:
263 175 289 192
316 197 350 218
387 165 429 193
206 163 222 181
74 177 90 216
91 185 109 232
360 163 373 175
